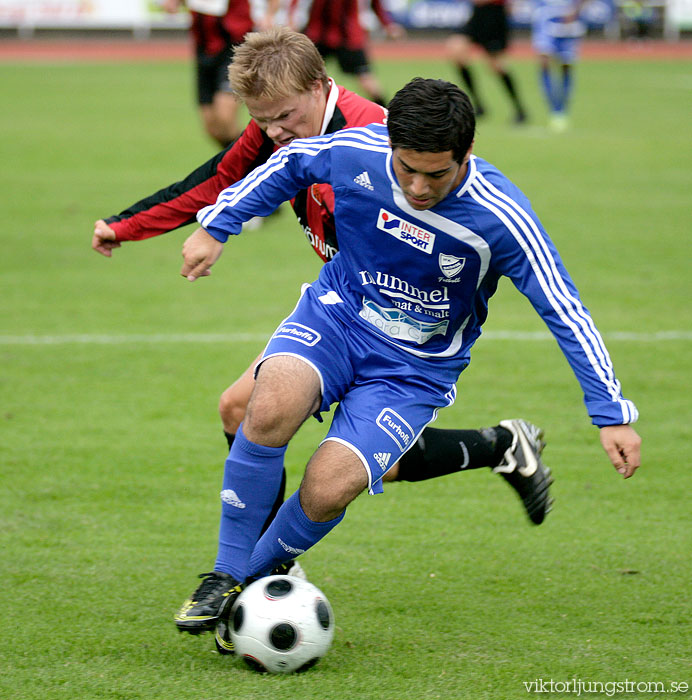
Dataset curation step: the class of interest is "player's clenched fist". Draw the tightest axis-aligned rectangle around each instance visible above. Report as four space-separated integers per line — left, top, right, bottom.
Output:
92 219 121 257
181 227 224 281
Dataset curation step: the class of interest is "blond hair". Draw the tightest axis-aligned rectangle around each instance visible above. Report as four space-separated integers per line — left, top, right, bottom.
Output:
229 27 329 102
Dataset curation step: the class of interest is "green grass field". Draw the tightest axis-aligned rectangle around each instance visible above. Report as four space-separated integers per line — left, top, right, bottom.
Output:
1 51 690 699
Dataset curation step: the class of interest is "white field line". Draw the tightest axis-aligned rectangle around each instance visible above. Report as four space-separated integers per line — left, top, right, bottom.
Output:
0 330 690 345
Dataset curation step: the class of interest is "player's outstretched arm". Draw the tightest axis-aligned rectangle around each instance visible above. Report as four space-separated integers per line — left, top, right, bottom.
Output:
92 219 121 257
599 424 641 479
181 227 224 281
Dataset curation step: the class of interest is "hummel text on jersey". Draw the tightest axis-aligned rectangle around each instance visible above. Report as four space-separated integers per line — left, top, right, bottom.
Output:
354 171 374 190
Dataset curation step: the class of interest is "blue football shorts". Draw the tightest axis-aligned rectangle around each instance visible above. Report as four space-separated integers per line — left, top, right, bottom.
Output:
533 32 580 62
257 284 463 495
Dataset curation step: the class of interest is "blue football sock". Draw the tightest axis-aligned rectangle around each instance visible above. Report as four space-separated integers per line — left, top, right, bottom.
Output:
246 490 345 578
540 66 558 112
214 424 287 581
561 67 573 113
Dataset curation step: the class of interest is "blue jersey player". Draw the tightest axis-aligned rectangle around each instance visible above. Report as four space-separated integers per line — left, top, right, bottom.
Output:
532 0 586 130
175 78 641 648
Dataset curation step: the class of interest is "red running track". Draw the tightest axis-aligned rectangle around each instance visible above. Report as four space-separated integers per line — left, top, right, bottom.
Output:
0 37 690 62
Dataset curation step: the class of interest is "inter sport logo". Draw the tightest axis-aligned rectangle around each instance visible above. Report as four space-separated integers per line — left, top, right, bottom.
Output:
376 208 435 254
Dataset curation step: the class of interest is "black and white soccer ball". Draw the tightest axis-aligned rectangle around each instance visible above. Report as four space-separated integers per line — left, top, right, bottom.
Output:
230 575 334 673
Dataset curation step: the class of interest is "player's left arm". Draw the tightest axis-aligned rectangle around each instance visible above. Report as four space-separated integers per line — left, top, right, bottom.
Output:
488 203 640 473
565 0 587 22
371 0 406 38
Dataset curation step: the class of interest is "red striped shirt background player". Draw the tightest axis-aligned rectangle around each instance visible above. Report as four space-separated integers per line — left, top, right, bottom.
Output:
284 0 405 105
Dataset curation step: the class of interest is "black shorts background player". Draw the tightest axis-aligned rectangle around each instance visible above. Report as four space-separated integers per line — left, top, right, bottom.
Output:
162 0 255 147
447 0 527 123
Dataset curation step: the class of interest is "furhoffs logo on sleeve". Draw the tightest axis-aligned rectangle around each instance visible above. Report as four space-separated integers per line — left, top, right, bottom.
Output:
377 208 436 254
273 322 321 346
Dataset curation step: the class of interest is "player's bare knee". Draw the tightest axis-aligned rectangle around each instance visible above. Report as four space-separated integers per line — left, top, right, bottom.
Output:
446 34 470 63
300 445 368 520
243 356 321 444
218 388 245 434
298 480 351 523
243 401 290 445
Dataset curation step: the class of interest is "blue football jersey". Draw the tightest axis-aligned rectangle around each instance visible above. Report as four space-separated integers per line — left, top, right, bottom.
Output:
532 0 585 38
198 123 637 427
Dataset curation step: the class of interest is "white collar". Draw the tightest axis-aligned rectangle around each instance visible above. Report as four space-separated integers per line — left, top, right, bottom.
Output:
455 155 478 198
319 78 339 136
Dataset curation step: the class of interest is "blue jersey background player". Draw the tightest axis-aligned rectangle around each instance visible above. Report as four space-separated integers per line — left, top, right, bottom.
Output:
176 78 641 644
532 0 586 130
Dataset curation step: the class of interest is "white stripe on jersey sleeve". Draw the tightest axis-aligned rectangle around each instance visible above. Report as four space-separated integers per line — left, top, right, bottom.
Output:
199 128 390 230
470 174 622 402
480 176 618 388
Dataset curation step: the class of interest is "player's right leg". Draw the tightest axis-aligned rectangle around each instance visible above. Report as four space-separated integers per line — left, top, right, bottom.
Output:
487 49 527 123
493 419 553 524
386 421 553 525
196 47 240 148
175 354 323 635
217 356 308 584
219 358 259 442
338 47 387 106
446 32 474 66
446 33 486 116
200 92 241 148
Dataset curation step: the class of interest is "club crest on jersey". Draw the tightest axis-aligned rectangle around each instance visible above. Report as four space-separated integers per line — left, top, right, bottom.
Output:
438 253 466 282
376 408 414 449
273 322 321 346
377 208 435 254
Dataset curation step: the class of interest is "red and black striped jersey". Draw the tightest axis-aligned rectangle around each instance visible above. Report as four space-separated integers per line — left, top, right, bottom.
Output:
190 0 254 57
106 81 386 262
289 0 394 50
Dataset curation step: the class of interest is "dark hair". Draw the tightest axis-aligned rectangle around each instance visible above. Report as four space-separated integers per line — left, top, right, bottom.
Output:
387 78 475 163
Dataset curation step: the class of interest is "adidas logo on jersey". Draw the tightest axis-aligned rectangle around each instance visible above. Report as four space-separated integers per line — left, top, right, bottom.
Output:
373 452 392 471
354 171 374 190
220 489 246 509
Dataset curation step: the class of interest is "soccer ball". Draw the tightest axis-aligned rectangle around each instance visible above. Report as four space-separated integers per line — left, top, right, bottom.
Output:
230 575 335 673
